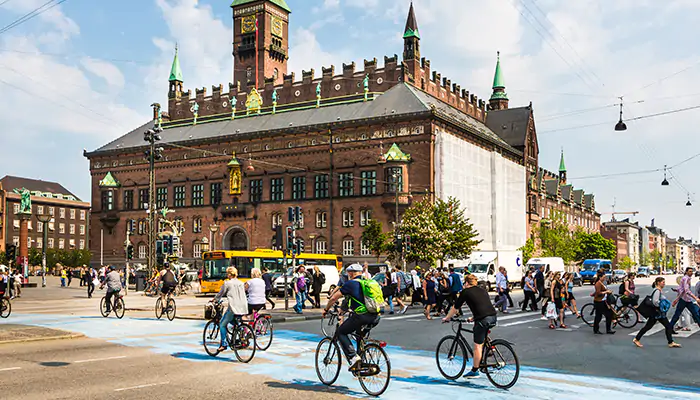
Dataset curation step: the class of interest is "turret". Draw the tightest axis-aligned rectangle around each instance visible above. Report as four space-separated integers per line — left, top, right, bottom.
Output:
168 44 184 100
489 51 509 110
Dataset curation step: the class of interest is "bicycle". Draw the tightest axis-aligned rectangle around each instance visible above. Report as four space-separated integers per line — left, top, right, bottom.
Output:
247 307 273 351
314 312 391 397
436 317 520 389
202 302 257 363
321 303 341 338
144 280 160 297
580 298 638 329
155 292 177 321
0 296 11 318
100 292 125 319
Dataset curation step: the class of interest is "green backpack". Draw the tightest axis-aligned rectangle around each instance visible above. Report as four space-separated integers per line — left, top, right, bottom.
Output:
353 278 384 314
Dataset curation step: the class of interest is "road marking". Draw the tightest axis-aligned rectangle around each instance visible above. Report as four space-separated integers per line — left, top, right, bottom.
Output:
74 355 127 364
114 381 169 392
674 325 700 338
384 313 428 320
499 317 544 327
0 367 21 372
629 324 665 337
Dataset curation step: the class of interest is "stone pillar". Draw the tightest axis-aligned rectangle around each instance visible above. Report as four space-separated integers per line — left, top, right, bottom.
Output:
17 212 31 276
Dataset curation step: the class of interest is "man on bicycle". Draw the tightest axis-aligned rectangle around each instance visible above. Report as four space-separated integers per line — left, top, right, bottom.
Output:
155 263 178 302
99 265 122 313
443 274 497 379
323 263 380 372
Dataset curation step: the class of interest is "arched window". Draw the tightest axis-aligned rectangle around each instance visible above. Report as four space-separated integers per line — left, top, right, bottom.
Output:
316 237 327 254
193 217 203 233
342 236 354 257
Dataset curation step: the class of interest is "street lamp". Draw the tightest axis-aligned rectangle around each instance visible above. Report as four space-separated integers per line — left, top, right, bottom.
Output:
209 222 220 250
661 165 670 186
36 213 53 287
201 236 210 253
614 98 627 131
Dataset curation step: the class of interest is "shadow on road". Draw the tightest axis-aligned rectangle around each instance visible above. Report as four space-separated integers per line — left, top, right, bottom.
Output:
265 379 362 396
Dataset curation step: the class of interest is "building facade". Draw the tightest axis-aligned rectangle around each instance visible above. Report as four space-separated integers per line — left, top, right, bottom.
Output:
84 1 530 267
0 176 91 255
602 219 641 267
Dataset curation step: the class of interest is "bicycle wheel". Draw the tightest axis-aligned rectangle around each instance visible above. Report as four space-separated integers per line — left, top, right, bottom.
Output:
100 297 109 317
114 298 125 319
315 337 341 386
155 298 163 319
254 317 273 351
358 343 391 397
616 306 638 329
435 335 468 380
483 339 520 389
232 323 256 363
0 298 11 318
580 303 595 327
166 298 176 321
203 320 222 357
321 312 338 337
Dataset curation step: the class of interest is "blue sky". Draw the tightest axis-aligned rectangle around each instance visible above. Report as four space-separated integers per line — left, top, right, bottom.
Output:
1 0 700 240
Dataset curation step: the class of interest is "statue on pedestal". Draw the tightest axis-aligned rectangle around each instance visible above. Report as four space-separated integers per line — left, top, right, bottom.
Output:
13 187 31 214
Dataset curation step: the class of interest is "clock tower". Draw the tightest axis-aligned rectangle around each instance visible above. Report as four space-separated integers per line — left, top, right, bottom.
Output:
231 0 291 91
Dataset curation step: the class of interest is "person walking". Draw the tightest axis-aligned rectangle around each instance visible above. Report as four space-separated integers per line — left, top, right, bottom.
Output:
448 267 464 315
534 265 545 302
261 267 275 310
563 272 581 318
66 268 73 287
60 268 67 287
12 270 22 299
435 271 451 316
633 277 681 348
669 268 700 330
310 266 326 309
494 267 508 313
411 268 423 306
292 266 308 314
550 272 567 329
503 268 514 308
422 270 437 320
390 265 409 314
521 270 538 311
540 271 553 319
86 266 96 298
593 271 615 335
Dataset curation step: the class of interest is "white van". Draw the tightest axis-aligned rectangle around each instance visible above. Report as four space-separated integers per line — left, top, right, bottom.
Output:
272 264 340 296
526 257 565 275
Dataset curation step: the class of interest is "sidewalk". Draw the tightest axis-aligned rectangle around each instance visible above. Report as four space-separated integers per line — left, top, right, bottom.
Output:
0 324 83 345
176 300 326 323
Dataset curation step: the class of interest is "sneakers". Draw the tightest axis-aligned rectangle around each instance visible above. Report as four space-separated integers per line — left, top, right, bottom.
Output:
463 369 481 379
400 306 408 314
669 342 682 348
348 356 362 371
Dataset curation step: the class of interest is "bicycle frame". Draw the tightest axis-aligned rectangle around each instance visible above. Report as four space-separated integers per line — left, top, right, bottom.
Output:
450 319 513 370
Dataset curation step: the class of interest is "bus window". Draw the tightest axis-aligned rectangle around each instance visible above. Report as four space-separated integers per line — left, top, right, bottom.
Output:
230 257 252 278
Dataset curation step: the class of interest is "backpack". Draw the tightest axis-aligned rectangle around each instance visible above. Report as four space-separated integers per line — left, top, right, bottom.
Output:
319 272 326 286
398 271 410 290
295 275 306 291
618 282 626 295
355 278 384 314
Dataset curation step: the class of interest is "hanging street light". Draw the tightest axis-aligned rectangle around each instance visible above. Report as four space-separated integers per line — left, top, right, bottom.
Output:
686 194 692 207
661 165 670 186
615 97 627 131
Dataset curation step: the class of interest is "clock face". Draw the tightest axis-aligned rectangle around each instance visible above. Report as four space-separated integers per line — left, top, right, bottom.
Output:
241 15 256 34
271 17 283 37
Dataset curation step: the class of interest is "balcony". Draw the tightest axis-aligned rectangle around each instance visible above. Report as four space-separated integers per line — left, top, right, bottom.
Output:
269 43 287 58
236 42 255 55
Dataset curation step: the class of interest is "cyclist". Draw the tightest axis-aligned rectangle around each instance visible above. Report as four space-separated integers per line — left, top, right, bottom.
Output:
323 263 380 372
442 274 497 379
99 265 122 313
155 263 178 303
213 266 248 352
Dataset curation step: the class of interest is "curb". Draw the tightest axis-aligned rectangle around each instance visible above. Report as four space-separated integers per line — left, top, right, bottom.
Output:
175 314 324 324
0 333 84 345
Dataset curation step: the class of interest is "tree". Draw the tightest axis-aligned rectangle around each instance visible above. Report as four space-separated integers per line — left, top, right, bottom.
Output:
0 251 6 266
432 197 481 265
667 256 676 271
618 256 634 271
519 238 535 264
28 248 42 266
538 211 576 263
361 219 390 262
399 197 445 265
650 249 662 268
574 231 616 262
639 251 651 266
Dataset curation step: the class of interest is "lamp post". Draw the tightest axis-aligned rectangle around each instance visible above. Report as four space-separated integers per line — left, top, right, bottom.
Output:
209 222 220 250
201 236 210 253
36 214 53 287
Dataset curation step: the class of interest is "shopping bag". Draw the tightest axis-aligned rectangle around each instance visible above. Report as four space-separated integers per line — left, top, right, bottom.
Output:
545 302 557 319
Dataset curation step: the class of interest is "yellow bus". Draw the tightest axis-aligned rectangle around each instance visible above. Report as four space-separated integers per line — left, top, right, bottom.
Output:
200 249 343 294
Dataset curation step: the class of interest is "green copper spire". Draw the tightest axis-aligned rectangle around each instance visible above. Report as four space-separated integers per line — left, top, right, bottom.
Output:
559 149 567 172
169 44 183 82
403 2 420 39
490 51 508 100
230 0 291 13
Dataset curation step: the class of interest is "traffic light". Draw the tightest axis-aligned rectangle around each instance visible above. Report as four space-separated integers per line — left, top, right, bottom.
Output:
6 244 16 262
126 244 134 260
288 207 294 223
285 226 294 253
297 238 305 254
395 234 403 252
273 225 283 250
405 235 411 252
295 206 302 224
162 237 171 254
156 240 163 255
171 236 180 255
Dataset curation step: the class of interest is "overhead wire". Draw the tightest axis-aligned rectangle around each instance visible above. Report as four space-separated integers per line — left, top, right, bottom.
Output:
0 0 67 36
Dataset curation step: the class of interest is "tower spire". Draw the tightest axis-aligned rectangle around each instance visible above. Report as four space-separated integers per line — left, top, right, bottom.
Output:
559 148 567 184
402 2 420 62
168 44 184 101
489 51 509 110
169 43 183 82
403 2 420 39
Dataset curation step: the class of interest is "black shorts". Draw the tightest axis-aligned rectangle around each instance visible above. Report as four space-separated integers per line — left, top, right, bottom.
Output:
474 315 497 345
567 292 575 301
248 303 265 315
554 298 564 310
161 284 176 295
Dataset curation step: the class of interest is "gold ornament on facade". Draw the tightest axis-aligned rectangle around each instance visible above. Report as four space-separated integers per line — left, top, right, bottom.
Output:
245 88 263 115
228 152 242 195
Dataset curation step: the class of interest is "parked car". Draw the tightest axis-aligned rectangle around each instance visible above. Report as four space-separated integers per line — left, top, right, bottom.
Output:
637 267 650 278
612 269 626 283
650 269 659 275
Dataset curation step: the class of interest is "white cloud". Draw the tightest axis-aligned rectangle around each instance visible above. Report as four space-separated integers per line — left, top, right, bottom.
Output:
1 0 79 39
81 57 126 91
323 0 340 9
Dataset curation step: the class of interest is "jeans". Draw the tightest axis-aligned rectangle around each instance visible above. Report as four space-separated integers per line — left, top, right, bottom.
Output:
337 313 379 361
219 309 236 347
293 291 306 314
494 289 508 312
522 290 538 311
386 294 395 313
593 301 612 332
669 299 700 328
105 289 119 312
87 281 95 298
60 278 65 287
504 288 514 308
636 316 673 344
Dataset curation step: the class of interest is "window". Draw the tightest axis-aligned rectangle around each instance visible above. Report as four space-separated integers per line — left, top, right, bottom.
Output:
27 221 33 231
36 237 43 249
138 220 146 235
156 187 168 209
193 243 202 258
192 184 204 206
250 179 263 203
59 223 65 234
69 224 75 235
139 189 149 210
60 208 66 218
124 189 134 210
48 207 54 216
316 239 327 254
48 238 54 248
58 238 65 249
138 244 146 259
12 236 19 246
80 210 86 220
193 217 202 233
70 209 76 219
338 173 354 197
315 174 329 198
271 213 283 229
342 210 354 227
292 176 306 200
101 191 113 211
13 204 19 214
27 237 32 248
173 218 184 234
37 221 43 233
79 239 85 250
126 220 134 234
49 221 54 231
343 238 354 256
386 167 403 193
361 241 371 256
174 186 186 207
360 209 372 226
210 183 222 206
37 205 44 215
316 211 327 228
13 219 19 229
270 178 284 201
69 239 75 249
361 170 377 195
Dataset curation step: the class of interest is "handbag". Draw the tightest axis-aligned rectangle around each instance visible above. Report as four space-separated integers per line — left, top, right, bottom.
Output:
636 290 658 318
545 302 557 319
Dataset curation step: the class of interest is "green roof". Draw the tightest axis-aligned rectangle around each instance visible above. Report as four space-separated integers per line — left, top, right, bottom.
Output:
403 28 420 39
169 45 183 82
227 155 241 167
403 2 420 39
230 0 291 13
559 150 566 172
98 172 120 188
492 51 505 89
384 143 411 162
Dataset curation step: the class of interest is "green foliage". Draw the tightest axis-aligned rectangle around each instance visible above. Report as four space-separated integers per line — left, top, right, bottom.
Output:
618 256 634 271
574 231 616 262
28 248 42 266
639 251 651 266
0 251 6 265
432 197 481 263
361 219 390 262
667 256 676 269
44 249 91 270
650 249 662 267
538 211 576 263
519 238 535 264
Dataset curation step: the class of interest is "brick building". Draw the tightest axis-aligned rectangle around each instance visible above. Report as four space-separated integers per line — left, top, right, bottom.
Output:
0 176 91 254
601 218 641 267
84 1 533 267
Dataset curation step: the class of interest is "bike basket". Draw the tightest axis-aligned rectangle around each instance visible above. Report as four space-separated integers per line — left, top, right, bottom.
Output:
204 303 219 320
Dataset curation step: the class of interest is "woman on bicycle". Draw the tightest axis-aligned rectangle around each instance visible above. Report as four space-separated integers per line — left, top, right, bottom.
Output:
245 268 267 320
442 274 497 379
633 277 681 348
214 266 248 352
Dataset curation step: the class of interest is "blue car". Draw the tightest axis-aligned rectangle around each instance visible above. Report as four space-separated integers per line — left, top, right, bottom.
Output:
580 259 613 284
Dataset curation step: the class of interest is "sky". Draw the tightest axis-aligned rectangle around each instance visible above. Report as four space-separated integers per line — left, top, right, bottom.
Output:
1 0 700 241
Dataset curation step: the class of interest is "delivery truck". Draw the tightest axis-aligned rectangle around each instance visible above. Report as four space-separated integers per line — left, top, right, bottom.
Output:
467 251 524 292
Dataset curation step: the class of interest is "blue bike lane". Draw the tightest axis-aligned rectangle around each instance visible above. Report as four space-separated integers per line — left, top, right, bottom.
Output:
2 314 698 400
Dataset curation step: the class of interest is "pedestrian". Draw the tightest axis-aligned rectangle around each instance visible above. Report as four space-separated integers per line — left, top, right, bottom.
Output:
66 268 73 287
448 267 464 315
0 266 8 297
503 268 514 308
633 277 681 348
422 270 436 320
60 267 67 287
550 272 567 329
86 266 96 298
494 267 508 313
292 265 307 314
303 265 317 308
435 272 451 316
362 262 371 280
390 265 409 314
311 266 326 309
411 268 423 306
521 270 538 311
593 271 615 335
261 267 275 310
380 266 395 314
534 265 545 302
669 268 700 330
563 272 581 318
540 271 553 318
12 270 22 299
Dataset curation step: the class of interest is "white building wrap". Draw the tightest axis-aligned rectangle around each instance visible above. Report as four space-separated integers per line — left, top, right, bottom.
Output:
434 130 526 251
